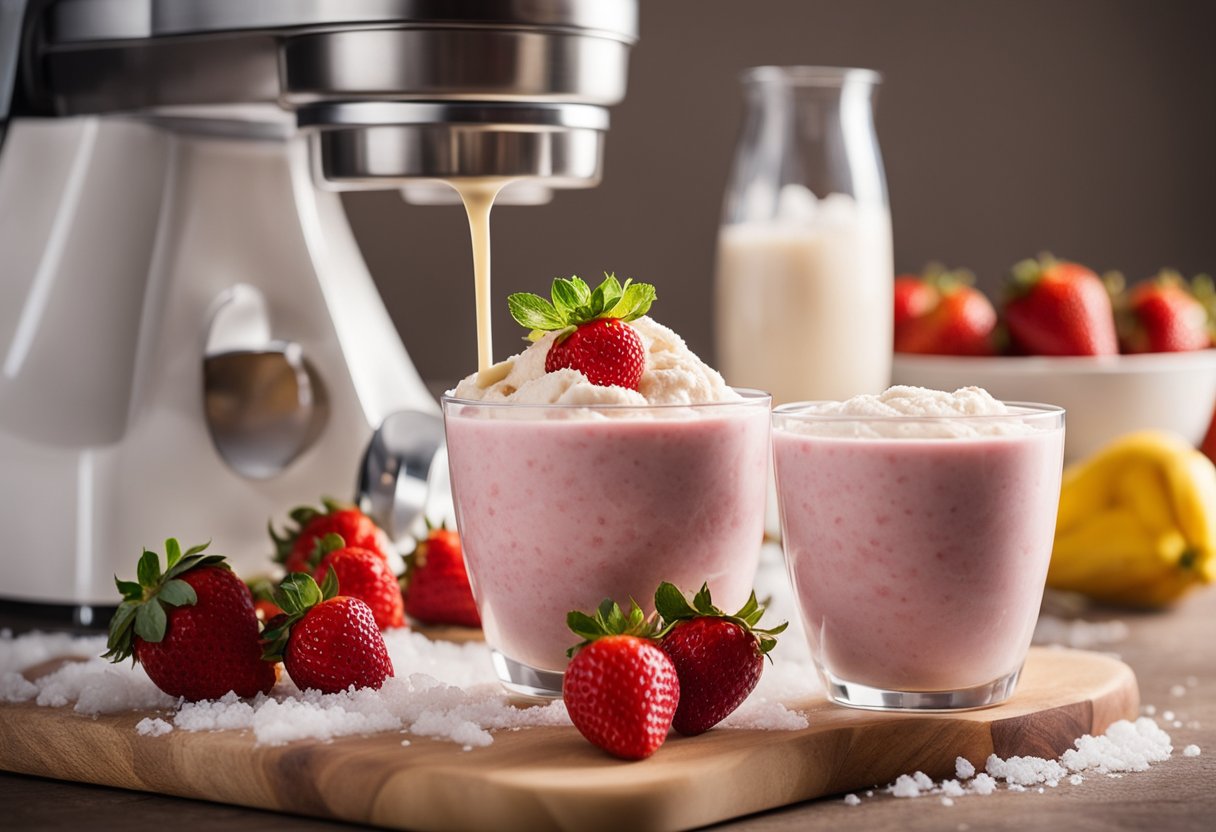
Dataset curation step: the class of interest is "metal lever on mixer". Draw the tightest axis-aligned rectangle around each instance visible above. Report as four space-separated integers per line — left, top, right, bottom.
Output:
202 285 328 480
357 409 446 543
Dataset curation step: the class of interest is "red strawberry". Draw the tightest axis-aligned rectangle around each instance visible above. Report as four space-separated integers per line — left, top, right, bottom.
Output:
894 267 996 356
1119 271 1211 353
1004 256 1118 356
654 583 787 736
262 572 394 694
105 540 276 701
403 526 480 628
563 599 679 760
893 272 939 328
270 498 387 574
508 273 657 391
312 533 406 630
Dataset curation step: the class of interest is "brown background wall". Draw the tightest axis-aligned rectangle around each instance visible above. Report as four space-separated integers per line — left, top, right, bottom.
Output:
343 0 1216 385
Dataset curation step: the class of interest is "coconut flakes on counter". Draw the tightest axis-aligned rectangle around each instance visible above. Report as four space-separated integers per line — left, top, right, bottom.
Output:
862 717 1175 806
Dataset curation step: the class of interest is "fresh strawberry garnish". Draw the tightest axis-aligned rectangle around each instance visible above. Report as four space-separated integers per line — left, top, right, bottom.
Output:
1004 255 1118 356
563 599 679 760
261 571 394 694
402 525 480 628
269 498 387 573
893 266 997 356
1118 271 1211 354
105 540 275 701
312 534 406 630
654 583 787 736
508 273 657 390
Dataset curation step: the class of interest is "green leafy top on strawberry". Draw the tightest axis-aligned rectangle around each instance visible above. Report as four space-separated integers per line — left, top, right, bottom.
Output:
260 570 340 662
104 539 224 663
653 582 788 656
566 598 661 657
508 273 656 343
268 497 348 564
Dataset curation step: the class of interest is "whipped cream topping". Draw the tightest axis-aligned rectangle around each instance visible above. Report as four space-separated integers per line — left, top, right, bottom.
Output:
450 316 740 406
780 386 1043 438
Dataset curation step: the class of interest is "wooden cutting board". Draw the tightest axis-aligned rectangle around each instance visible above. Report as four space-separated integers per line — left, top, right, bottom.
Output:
0 647 1137 832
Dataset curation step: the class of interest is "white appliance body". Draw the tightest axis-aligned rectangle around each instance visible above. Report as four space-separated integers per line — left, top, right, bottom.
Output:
0 116 435 609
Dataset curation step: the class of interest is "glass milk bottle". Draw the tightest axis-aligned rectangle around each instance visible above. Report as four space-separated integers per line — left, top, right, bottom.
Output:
715 67 893 404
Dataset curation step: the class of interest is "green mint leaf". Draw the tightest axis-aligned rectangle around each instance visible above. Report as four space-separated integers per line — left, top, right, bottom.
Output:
165 538 182 569
158 579 197 608
134 598 167 643
605 281 657 322
593 273 625 314
654 582 698 622
551 276 591 315
136 550 161 588
508 293 566 331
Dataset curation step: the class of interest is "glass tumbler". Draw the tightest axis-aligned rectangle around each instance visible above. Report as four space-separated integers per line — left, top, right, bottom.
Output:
772 402 1065 710
715 67 893 406
443 390 771 698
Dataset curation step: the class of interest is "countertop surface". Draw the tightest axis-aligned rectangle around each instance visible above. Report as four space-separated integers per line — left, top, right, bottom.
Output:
2 590 1213 832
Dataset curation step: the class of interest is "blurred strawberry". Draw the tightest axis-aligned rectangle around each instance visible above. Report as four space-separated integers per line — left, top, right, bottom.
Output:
893 272 939 329
402 525 481 628
1119 271 1211 354
312 533 406 630
1005 255 1118 356
894 266 997 356
269 498 387 574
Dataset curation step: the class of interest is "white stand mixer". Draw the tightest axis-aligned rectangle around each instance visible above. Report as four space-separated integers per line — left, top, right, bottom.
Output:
0 0 637 623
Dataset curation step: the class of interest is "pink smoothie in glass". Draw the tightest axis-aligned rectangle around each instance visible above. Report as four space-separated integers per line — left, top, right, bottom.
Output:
444 397 770 675
773 412 1064 695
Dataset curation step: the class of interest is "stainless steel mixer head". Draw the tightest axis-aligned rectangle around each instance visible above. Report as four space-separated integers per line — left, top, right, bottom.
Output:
16 0 638 188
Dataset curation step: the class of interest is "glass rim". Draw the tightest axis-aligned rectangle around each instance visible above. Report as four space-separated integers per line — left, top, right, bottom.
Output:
772 400 1064 424
740 65 882 87
441 386 771 411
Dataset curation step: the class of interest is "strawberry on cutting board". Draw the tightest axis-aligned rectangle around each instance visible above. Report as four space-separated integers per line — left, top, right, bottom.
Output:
262 571 394 694
563 598 680 760
270 498 388 574
312 533 406 630
106 539 276 701
654 583 787 736
508 273 657 390
402 525 480 628
893 266 997 356
1004 255 1118 356
1118 271 1212 354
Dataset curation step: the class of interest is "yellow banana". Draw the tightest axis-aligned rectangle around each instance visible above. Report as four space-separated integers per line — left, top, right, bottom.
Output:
1049 430 1216 608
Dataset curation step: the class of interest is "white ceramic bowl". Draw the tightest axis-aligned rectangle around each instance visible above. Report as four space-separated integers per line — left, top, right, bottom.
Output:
892 350 1216 462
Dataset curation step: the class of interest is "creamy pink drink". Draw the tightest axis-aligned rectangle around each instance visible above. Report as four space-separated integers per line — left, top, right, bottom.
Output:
772 387 1064 710
444 298 770 697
